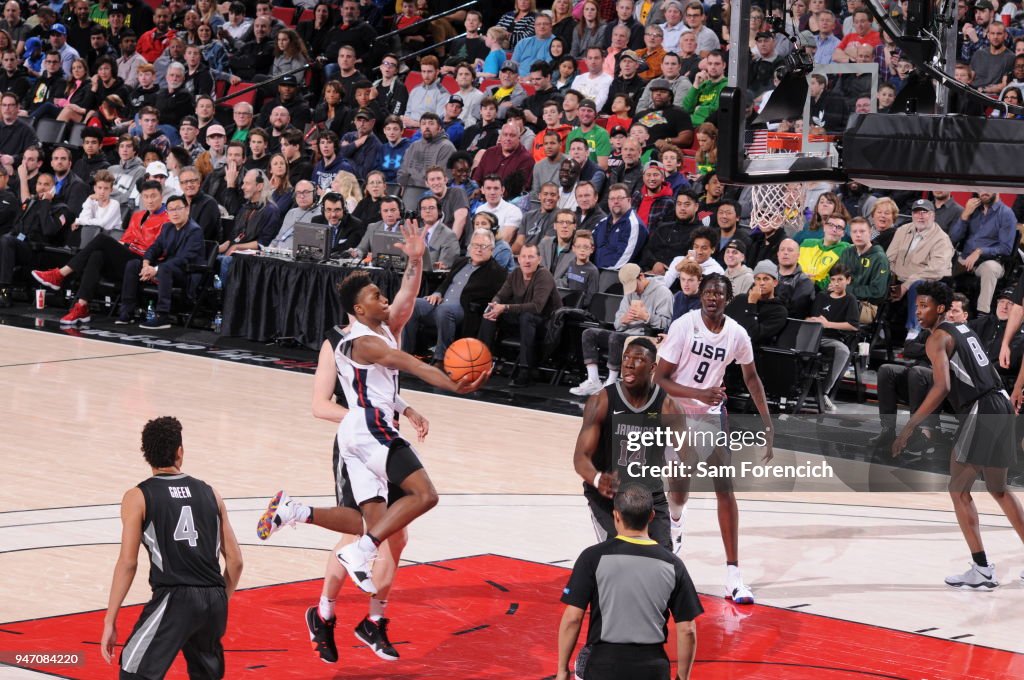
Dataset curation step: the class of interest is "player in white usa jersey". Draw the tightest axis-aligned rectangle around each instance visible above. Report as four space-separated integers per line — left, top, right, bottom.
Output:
655 274 774 605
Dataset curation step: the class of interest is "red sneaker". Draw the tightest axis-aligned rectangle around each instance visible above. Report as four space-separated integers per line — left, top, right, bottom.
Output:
60 301 91 325
31 268 64 291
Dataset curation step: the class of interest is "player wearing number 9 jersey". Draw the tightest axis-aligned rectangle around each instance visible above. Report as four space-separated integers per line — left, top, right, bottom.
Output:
101 417 243 679
655 274 775 605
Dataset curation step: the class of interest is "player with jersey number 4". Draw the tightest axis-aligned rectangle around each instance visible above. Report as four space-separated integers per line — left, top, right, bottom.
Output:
654 273 774 605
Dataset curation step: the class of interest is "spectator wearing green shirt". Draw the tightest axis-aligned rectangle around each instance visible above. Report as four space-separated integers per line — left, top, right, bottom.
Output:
798 216 853 289
681 49 727 125
565 98 611 170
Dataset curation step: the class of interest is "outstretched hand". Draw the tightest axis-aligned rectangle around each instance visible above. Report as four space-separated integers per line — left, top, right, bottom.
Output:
453 366 492 394
395 218 426 261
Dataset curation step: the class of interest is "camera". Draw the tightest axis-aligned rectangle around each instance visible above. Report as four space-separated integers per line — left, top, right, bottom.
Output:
404 209 419 222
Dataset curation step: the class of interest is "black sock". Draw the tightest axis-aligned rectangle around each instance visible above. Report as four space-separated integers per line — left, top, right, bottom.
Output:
307 508 314 524
367 532 382 547
726 561 738 567
971 551 988 568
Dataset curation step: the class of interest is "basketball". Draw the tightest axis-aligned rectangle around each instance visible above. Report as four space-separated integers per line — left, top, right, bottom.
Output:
444 338 492 382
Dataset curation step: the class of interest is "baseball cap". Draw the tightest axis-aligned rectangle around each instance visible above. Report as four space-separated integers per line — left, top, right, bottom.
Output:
609 125 628 137
500 60 519 73
974 0 995 10
278 74 298 87
997 288 1015 302
724 239 747 255
649 78 673 92
146 161 168 177
206 124 226 137
109 4 127 14
753 260 779 279
911 198 935 212
644 160 667 176
180 115 198 128
354 107 376 120
579 98 597 110
50 24 67 36
755 30 774 40
618 263 643 295
448 94 464 106
619 50 641 63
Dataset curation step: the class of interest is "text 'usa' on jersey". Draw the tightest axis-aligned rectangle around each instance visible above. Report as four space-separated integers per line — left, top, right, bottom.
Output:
137 474 225 590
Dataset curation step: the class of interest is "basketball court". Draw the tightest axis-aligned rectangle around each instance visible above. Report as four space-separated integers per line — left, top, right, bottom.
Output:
2 323 1024 679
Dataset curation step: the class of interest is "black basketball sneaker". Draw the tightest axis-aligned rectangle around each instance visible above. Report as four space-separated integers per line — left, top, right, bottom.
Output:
305 606 338 663
354 616 399 661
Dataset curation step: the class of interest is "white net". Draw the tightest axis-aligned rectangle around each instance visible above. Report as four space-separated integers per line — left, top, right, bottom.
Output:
750 182 808 236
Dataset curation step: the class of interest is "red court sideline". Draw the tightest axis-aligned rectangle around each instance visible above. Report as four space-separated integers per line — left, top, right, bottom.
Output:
3 555 1021 679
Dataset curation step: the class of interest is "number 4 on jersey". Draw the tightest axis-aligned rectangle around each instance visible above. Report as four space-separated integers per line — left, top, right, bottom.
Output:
174 506 199 547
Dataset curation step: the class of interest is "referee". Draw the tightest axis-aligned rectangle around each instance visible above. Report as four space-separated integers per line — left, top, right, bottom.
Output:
556 484 702 680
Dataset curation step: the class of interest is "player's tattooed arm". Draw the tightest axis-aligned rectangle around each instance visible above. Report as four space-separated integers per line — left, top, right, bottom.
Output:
389 218 426 334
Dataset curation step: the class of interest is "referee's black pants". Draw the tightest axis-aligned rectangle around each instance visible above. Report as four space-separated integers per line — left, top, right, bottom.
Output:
586 643 670 680
66 234 140 303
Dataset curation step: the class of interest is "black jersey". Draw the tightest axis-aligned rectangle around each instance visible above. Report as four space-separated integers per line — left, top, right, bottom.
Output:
938 321 1004 413
137 474 225 590
594 383 667 492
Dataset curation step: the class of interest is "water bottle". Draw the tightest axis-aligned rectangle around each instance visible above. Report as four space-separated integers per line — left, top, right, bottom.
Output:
213 274 222 290
145 301 156 325
213 311 223 335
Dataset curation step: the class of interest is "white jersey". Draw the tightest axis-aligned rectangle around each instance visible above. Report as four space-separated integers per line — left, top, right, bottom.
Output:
658 309 754 414
335 320 402 438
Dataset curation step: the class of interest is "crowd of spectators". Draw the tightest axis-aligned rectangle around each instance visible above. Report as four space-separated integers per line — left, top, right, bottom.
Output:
0 0 1021 399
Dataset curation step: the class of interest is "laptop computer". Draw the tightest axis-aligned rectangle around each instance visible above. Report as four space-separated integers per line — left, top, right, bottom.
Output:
370 229 408 269
292 222 331 262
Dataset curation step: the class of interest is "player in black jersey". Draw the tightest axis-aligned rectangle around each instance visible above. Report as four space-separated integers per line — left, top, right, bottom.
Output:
101 417 243 679
574 338 676 551
893 282 1024 590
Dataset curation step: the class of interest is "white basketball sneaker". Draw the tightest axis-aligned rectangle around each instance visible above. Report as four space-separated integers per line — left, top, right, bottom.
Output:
726 566 755 605
337 539 379 595
570 378 604 397
256 490 307 540
945 563 998 590
670 506 687 555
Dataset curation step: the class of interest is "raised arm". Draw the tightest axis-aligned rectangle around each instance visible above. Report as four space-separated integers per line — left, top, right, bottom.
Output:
387 218 426 335
100 487 145 663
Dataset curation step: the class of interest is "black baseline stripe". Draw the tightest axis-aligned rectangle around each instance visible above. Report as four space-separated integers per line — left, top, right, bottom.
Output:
506 603 519 615
949 634 974 640
452 625 489 636
486 580 509 592
0 352 159 368
787 604 811 609
914 627 939 633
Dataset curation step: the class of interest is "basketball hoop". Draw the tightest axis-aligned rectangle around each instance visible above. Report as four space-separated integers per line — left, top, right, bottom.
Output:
751 181 808 236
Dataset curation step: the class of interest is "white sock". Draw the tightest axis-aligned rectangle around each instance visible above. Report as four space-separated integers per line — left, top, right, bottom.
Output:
668 498 685 522
586 364 599 382
318 595 335 621
295 502 311 523
358 534 378 554
606 370 619 383
369 597 388 622
727 564 741 582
